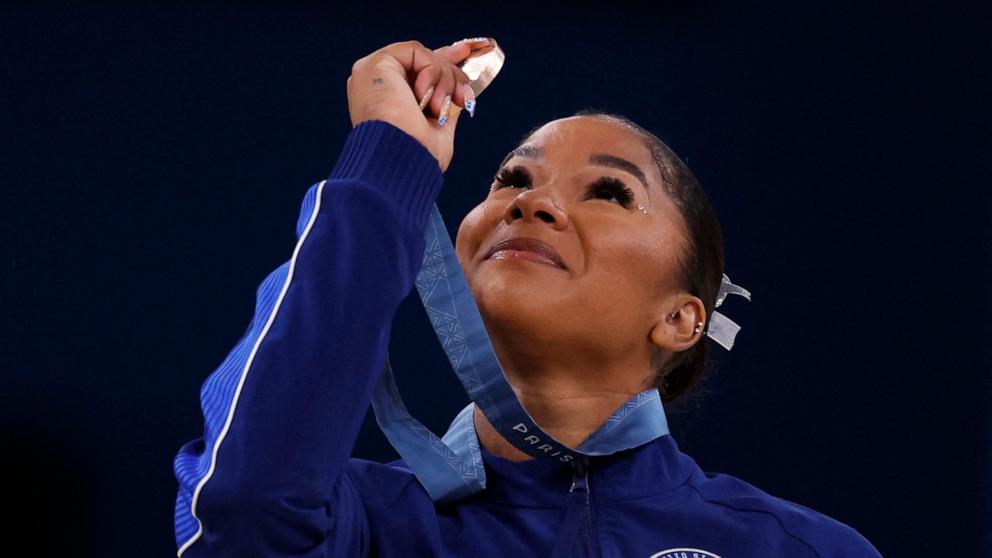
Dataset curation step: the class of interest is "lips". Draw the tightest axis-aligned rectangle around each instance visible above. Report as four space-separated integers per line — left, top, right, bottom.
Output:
483 237 567 270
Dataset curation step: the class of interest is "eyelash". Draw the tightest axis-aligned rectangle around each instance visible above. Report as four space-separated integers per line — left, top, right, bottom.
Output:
492 166 636 208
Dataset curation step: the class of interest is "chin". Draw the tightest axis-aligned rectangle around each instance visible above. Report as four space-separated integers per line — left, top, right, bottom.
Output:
469 265 568 335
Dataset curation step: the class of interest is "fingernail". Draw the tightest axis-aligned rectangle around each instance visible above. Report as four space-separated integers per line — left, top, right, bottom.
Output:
418 85 435 111
463 84 476 118
438 94 452 127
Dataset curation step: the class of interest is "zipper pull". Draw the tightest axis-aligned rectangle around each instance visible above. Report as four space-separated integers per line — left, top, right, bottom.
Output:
569 459 589 493
550 459 593 558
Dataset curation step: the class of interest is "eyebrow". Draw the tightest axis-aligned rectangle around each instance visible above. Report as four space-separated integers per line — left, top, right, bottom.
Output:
501 146 651 198
588 154 650 197
500 145 542 167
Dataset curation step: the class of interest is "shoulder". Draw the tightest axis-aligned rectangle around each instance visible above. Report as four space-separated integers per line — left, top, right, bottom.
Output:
687 469 882 557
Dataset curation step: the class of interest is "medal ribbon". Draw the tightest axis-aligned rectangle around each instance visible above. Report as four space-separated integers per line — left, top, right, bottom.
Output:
371 204 671 503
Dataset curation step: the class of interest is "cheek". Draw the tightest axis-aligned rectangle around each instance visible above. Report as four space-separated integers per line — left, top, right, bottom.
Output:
588 224 681 296
455 199 502 273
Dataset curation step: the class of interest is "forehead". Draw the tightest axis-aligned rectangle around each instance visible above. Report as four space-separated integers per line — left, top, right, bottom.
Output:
521 116 654 167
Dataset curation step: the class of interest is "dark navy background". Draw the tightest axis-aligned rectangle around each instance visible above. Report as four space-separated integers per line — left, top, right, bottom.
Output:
3 2 989 556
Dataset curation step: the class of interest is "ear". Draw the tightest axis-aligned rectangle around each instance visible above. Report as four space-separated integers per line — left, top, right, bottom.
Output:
649 294 707 354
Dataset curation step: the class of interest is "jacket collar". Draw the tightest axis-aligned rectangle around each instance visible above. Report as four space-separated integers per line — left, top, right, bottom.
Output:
475 434 699 507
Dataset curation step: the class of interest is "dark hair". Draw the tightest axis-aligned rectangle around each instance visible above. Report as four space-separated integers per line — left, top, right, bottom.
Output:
517 109 726 406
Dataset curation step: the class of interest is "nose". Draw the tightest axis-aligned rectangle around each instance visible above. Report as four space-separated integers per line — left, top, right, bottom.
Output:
502 189 569 231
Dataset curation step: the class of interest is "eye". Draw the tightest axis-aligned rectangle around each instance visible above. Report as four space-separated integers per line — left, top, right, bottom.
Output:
491 167 636 209
587 177 635 208
491 165 531 190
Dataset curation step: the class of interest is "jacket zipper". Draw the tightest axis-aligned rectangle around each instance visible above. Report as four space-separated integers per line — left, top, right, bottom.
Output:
550 459 596 558
569 460 593 557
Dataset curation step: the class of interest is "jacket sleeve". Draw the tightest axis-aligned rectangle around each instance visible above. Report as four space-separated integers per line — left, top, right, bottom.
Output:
172 120 444 557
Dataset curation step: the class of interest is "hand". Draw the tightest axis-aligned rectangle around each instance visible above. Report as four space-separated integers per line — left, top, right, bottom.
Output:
347 39 478 172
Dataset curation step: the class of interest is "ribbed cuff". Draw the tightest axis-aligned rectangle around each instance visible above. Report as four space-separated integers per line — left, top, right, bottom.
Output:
327 120 444 230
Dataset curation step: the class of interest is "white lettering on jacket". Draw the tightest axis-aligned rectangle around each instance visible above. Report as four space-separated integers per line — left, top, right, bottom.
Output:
648 548 721 558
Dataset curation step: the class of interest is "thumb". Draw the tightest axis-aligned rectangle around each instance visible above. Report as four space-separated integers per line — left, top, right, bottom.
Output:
434 41 474 65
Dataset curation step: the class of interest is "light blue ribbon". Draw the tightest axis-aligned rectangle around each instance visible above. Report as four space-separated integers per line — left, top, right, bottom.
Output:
371 204 671 503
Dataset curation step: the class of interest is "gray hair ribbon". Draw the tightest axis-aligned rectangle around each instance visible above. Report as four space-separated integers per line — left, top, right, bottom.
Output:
705 273 751 351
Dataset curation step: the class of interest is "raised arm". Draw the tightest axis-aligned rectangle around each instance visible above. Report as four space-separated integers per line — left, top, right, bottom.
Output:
173 40 475 557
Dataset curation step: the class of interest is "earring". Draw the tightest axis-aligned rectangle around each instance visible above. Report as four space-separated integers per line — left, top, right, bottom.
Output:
673 314 705 335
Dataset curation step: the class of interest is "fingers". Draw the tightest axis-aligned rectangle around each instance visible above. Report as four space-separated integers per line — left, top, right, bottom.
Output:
439 103 464 136
414 69 438 110
458 82 476 118
433 42 473 65
376 40 440 75
434 39 483 117
363 39 476 125
411 55 472 124
431 64 456 115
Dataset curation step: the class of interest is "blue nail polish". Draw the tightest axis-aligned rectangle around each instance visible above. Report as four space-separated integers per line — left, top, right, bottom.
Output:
465 100 476 118
438 115 448 127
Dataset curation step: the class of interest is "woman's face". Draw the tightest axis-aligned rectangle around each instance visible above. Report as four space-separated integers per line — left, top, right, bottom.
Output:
455 116 695 379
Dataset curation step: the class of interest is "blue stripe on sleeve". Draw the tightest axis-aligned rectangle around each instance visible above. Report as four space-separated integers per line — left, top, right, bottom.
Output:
172 181 324 553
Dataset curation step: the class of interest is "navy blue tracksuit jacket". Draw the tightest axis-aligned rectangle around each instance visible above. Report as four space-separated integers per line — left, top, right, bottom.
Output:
173 120 883 557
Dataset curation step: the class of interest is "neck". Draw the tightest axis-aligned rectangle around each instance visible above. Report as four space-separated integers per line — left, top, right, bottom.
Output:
473 359 654 463
470 312 658 462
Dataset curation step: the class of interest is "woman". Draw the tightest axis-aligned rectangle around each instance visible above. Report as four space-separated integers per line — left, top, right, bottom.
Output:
173 39 881 557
